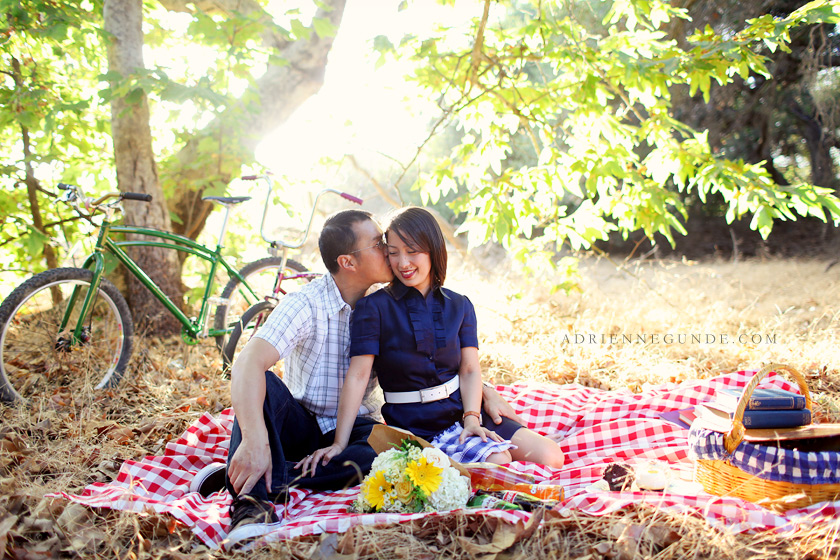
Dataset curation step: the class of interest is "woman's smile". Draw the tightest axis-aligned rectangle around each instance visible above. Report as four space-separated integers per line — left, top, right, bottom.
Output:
387 233 432 296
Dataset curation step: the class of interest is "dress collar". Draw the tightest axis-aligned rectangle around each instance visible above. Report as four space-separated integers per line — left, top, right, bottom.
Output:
387 280 446 301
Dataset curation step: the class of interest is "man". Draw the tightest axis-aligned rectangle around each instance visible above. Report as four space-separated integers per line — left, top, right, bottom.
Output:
204 209 522 549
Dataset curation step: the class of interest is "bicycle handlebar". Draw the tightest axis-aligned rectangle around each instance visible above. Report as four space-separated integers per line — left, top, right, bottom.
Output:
240 174 365 249
123 192 153 202
340 193 363 205
241 174 360 205
56 183 152 218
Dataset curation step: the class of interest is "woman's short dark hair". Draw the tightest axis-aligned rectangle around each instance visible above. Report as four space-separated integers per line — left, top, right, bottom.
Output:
386 207 447 288
319 209 374 274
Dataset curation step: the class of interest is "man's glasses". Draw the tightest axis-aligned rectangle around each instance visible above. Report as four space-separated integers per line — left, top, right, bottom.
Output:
348 237 387 254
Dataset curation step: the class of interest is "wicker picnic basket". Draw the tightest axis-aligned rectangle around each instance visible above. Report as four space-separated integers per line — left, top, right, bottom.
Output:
693 363 840 512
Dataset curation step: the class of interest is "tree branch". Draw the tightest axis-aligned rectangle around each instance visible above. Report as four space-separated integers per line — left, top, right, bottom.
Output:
345 155 470 262
468 0 492 90
345 154 401 208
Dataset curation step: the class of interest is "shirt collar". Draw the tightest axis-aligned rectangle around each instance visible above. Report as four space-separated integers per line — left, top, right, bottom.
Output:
325 273 351 316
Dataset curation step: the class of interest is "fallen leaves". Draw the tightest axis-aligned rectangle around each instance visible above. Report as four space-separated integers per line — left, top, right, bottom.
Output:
0 513 18 557
56 503 108 553
456 508 545 559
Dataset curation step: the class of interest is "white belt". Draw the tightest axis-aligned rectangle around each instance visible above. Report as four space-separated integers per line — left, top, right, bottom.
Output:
383 376 460 404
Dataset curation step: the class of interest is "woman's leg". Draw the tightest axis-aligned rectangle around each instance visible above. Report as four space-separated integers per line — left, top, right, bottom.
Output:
508 428 565 468
484 450 513 464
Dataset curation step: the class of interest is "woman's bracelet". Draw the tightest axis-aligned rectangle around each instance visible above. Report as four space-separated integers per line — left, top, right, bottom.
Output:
462 410 482 425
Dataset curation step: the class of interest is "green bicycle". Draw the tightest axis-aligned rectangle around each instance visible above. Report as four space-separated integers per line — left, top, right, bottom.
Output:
0 179 361 403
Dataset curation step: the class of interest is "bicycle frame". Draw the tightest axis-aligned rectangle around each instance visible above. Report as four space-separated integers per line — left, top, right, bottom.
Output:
58 176 361 348
63 213 258 345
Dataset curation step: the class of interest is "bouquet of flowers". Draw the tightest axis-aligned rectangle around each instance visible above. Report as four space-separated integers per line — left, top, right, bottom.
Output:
353 439 471 513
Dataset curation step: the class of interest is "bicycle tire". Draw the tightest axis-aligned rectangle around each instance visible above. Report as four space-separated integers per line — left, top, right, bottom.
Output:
213 256 311 350
222 300 276 374
0 268 134 404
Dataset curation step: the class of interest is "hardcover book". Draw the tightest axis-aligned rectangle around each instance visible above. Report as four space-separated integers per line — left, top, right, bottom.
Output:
659 407 698 430
695 403 811 432
716 387 807 411
678 407 697 426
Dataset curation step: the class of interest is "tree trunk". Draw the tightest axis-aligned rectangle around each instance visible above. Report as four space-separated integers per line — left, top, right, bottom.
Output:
13 57 59 274
159 0 347 244
104 0 184 336
790 101 840 191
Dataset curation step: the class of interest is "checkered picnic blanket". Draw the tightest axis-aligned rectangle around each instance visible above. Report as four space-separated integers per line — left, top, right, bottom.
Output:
49 370 840 549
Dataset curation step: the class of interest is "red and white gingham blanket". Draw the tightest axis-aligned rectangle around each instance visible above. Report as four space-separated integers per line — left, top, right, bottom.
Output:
50 370 840 549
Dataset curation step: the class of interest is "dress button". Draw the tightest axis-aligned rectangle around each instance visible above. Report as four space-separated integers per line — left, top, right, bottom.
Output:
428 355 433 360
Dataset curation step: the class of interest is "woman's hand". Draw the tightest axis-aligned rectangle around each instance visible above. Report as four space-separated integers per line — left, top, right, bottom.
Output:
459 418 504 444
295 443 346 477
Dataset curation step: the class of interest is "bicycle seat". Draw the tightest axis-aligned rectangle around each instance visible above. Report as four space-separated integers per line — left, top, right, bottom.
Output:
203 196 252 206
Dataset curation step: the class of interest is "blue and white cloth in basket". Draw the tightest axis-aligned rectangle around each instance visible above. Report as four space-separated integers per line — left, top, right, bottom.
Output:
688 425 840 486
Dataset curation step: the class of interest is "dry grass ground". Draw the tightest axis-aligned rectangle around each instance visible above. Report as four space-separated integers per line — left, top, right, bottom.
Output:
2 254 840 559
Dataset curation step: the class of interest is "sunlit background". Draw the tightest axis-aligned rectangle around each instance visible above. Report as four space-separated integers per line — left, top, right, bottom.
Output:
187 1 479 271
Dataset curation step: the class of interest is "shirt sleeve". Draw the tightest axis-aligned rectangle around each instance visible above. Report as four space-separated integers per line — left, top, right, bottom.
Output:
349 294 381 357
254 291 313 359
459 294 479 349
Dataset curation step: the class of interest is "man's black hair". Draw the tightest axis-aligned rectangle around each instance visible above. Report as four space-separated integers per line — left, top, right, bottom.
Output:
319 209 374 274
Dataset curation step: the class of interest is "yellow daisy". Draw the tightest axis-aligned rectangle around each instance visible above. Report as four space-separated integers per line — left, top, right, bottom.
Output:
363 470 392 511
405 457 443 496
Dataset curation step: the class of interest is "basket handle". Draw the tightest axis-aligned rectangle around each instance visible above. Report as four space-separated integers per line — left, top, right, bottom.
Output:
723 363 811 454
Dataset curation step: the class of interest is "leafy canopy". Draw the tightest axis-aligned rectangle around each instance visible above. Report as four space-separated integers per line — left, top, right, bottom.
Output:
0 0 323 280
385 0 840 282
0 0 110 275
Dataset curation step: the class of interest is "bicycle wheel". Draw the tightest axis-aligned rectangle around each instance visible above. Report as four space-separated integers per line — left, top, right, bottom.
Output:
222 300 276 374
213 257 312 350
0 268 134 404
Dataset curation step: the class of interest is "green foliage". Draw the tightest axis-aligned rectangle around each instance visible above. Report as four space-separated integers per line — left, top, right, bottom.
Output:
395 0 840 290
0 0 111 282
0 0 324 285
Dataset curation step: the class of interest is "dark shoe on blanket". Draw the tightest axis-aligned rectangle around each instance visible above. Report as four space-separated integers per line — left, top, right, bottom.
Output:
225 494 285 550
190 463 227 497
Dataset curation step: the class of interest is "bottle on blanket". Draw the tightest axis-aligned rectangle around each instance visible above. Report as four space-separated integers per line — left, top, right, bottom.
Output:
468 489 559 511
466 463 564 500
468 492 522 511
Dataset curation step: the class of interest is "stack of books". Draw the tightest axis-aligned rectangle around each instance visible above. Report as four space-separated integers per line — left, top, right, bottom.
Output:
695 387 811 432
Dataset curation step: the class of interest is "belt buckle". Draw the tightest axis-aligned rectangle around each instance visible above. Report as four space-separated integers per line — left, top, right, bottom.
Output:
419 385 447 403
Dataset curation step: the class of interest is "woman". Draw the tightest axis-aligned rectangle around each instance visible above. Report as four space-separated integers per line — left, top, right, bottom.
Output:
308 207 564 467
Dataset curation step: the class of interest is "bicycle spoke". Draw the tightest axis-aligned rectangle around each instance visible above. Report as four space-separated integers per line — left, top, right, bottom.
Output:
0 269 133 403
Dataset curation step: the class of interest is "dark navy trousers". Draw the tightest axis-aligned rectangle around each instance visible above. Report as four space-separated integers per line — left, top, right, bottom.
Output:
225 371 379 501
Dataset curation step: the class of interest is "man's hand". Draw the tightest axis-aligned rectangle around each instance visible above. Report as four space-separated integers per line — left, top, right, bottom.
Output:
482 384 525 425
227 436 272 496
228 339 279 496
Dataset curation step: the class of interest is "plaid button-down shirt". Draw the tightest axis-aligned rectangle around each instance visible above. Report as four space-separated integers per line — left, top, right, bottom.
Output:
255 273 383 434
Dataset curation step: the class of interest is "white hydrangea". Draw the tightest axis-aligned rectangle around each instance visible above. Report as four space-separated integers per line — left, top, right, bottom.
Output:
428 468 471 511
370 448 405 479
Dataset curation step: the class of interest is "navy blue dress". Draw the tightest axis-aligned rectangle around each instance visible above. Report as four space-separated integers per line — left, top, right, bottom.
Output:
350 281 521 441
